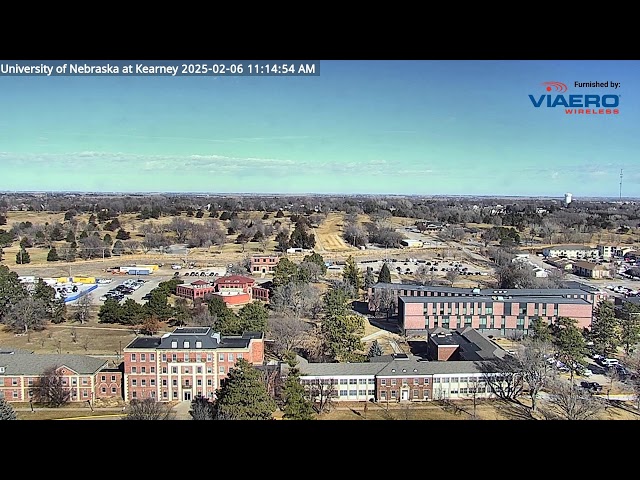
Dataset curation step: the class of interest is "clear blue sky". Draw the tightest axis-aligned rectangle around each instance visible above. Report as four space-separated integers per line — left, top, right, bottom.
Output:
0 60 638 198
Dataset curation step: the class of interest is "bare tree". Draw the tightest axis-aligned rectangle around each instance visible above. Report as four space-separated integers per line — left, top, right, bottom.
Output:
518 338 555 412
304 379 337 414
445 270 460 287
539 379 606 420
270 282 322 320
3 297 48 334
413 264 432 286
72 293 93 324
123 398 176 420
267 315 312 359
30 366 71 407
167 217 193 243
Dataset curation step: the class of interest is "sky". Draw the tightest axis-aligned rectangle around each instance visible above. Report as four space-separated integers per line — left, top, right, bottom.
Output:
0 60 638 198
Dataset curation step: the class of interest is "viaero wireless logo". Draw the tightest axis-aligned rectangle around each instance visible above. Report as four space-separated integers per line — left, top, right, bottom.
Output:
529 81 620 115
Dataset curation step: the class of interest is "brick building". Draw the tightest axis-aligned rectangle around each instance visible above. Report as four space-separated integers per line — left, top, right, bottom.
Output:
122 327 264 402
213 275 270 305
0 350 122 404
175 279 216 300
398 294 594 335
250 255 280 274
368 283 605 316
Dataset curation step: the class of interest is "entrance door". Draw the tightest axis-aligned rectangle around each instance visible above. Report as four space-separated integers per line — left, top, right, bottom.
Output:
184 391 192 401
401 390 409 401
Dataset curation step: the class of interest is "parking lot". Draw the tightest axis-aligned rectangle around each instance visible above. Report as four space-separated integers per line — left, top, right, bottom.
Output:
66 275 175 306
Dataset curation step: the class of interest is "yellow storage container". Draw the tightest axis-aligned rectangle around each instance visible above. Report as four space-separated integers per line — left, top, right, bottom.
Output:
136 264 159 271
73 276 96 284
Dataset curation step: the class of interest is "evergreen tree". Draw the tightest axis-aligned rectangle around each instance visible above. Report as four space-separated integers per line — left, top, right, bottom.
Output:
112 240 125 256
367 339 384 358
144 291 173 321
190 395 214 420
378 263 392 284
282 361 315 420
552 316 587 382
50 225 64 241
321 312 366 362
363 267 376 290
590 300 620 357
33 278 65 324
272 257 298 288
342 255 363 292
19 236 32 248
47 246 60 262
16 248 30 264
620 302 640 356
237 302 268 333
120 298 146 325
98 298 123 324
0 397 18 420
213 358 276 420
79 231 88 239
116 229 130 240
65 230 75 243
0 265 28 323
528 316 553 343
302 251 328 276
103 233 113 246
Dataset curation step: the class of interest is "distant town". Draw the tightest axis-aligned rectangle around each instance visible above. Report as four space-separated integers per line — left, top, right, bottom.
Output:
1 191 640 420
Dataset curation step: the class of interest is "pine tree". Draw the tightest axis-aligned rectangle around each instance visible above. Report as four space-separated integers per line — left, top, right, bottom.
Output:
378 263 392 284
282 363 315 420
367 339 384 358
65 230 75 243
342 255 363 292
0 397 17 420
590 300 620 357
47 246 60 262
213 358 276 420
16 248 30 264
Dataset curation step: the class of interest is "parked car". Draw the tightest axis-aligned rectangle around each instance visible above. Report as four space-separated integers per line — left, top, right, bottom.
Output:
580 381 603 392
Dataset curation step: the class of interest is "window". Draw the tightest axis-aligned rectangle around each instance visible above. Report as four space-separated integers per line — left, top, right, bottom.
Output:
131 354 136 362
349 379 357 385
391 390 397 398
141 367 146 373
196 341 202 348
197 379 202 386
349 390 357 396
141 379 146 386
132 379 137 386
219 353 225 361
359 378 367 384
101 375 106 381
171 341 178 349
450 377 459 383
207 379 212 386
162 354 167 362
184 341 190 349
12 379 18 386
228 353 234 362
381 379 386 386
141 354 146 361
172 367 177 374
423 391 429 399
434 378 440 383
368 379 375 384
207 354 212 361
162 367 167 374
413 389 419 398
340 390 348 396
112 387 117 394
151 379 156 386
358 390 366 395
151 367 155 373
450 389 459 394
423 379 429 385
380 391 387 400
197 366 202 374
219 366 225 374
207 367 212 374
132 391 138 399
368 389 375 395
172 379 177 386
442 377 449 383
460 387 468 394
173 391 178 399
131 367 137 373
82 379 88 385
184 353 189 361
459 377 468 383
101 387 106 393
340 379 348 385
391 379 396 386
72 378 77 385
172 354 177 361
150 354 155 361
413 378 419 385
237 353 243 359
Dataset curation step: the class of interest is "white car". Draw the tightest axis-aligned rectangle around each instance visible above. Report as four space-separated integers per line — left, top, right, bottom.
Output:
172 264 182 270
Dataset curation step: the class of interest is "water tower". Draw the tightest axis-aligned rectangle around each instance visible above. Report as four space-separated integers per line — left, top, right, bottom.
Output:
564 193 572 206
